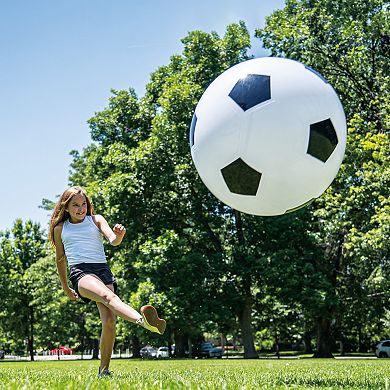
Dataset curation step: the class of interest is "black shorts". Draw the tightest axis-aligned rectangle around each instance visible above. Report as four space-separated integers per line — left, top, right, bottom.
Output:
69 262 117 304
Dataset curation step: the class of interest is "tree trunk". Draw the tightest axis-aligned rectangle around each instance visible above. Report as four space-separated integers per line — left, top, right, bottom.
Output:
313 317 334 358
234 210 258 359
275 336 280 359
313 229 345 358
303 331 313 354
188 335 192 358
92 339 99 359
357 325 362 352
168 341 174 358
238 295 258 359
28 305 34 361
79 313 86 360
174 332 188 358
131 335 141 358
220 334 227 351
339 340 345 356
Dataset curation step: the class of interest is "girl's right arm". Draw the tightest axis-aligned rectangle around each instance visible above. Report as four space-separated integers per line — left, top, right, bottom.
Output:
53 224 78 300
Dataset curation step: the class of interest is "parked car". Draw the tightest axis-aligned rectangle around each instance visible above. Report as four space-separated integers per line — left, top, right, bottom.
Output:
193 342 224 358
140 346 157 359
376 340 390 357
156 346 169 359
0 350 5 359
49 346 73 355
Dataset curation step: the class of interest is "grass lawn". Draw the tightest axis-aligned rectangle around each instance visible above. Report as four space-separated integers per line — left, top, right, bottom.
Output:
0 358 389 389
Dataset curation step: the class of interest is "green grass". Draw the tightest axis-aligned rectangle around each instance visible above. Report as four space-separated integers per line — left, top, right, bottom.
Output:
0 358 389 389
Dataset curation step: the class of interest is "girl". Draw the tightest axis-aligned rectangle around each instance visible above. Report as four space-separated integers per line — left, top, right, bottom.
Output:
49 186 166 377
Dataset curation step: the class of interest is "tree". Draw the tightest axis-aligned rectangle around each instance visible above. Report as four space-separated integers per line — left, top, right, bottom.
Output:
68 22 270 357
24 253 100 356
0 220 46 360
256 0 389 356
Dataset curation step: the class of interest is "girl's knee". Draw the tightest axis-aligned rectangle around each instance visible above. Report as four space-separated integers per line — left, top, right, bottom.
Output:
101 290 118 306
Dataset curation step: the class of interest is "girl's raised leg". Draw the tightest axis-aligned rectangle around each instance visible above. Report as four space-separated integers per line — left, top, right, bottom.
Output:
78 275 141 322
78 275 166 334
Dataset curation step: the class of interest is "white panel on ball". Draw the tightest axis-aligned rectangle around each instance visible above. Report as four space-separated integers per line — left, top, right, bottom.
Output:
190 57 347 216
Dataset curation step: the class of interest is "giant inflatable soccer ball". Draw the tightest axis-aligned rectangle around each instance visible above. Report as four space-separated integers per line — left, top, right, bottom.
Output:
189 57 347 216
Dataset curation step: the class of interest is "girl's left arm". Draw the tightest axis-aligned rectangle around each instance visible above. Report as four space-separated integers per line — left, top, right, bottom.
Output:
94 215 126 246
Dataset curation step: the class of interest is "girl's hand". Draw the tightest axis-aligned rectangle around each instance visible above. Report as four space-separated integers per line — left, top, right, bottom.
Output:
113 224 126 239
64 287 79 300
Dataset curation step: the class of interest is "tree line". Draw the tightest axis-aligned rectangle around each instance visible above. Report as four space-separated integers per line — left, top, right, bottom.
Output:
0 0 388 359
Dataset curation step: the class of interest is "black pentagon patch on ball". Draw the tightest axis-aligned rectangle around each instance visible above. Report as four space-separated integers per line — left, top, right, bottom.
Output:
189 113 197 147
221 158 262 196
229 74 271 111
307 118 338 162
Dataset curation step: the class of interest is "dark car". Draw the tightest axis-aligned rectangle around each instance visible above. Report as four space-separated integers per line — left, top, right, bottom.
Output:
140 346 157 359
0 350 5 359
193 342 224 358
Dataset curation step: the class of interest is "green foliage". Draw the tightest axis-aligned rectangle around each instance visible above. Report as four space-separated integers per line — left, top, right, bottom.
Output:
88 88 146 148
256 0 389 122
24 254 101 352
256 0 389 355
0 221 102 356
0 220 46 354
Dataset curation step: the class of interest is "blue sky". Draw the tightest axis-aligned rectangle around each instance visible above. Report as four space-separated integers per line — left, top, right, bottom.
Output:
0 0 285 232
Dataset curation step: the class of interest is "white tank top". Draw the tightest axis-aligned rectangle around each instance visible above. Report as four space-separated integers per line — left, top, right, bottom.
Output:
61 215 107 266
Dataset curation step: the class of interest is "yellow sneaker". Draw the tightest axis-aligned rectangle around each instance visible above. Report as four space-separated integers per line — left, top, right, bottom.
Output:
140 305 166 335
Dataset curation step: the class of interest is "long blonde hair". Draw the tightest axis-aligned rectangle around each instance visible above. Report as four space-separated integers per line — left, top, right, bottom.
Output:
49 186 95 246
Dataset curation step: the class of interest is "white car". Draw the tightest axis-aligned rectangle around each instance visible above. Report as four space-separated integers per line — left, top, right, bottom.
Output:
156 346 169 359
376 340 390 358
